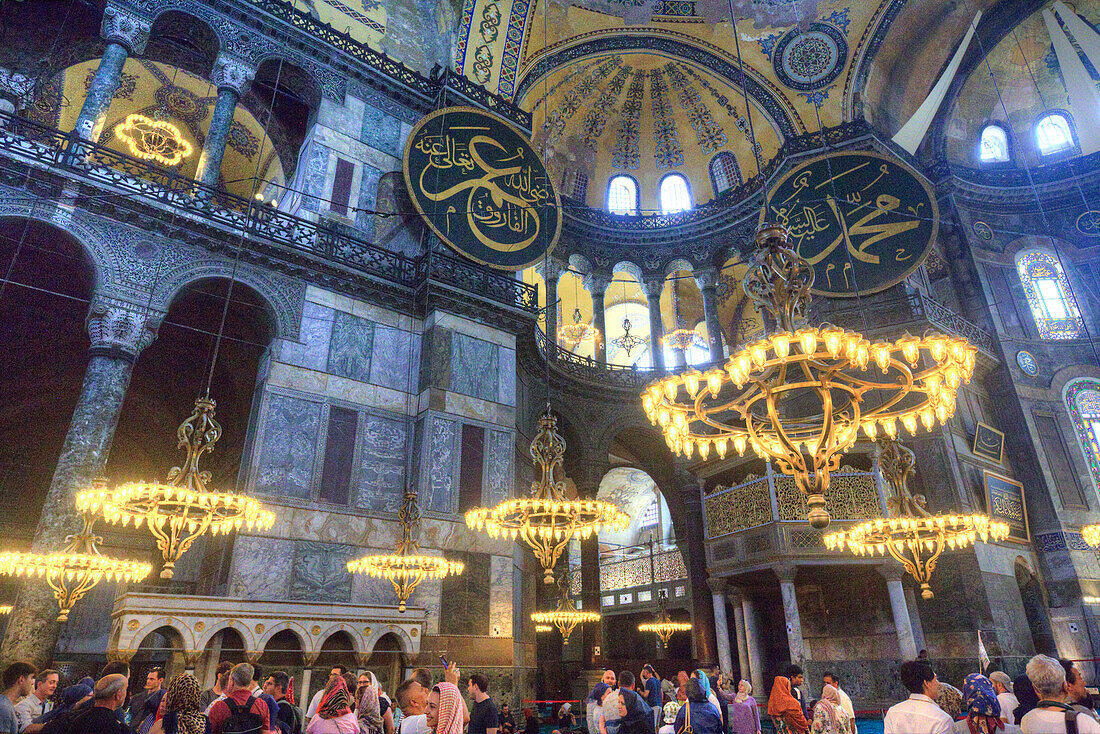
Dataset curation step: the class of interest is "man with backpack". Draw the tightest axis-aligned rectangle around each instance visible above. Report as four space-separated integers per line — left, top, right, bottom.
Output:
263 672 301 734
207 664 273 734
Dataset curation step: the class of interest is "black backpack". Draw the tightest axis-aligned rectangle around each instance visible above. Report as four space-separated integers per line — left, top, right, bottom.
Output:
223 695 265 734
276 699 303 734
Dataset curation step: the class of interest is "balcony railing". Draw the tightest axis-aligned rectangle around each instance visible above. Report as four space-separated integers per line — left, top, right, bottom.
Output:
0 111 537 315
534 326 659 389
568 544 688 596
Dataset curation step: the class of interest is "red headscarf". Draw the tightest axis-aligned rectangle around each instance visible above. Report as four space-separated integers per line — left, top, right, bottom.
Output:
319 677 352 719
286 676 295 706
432 683 465 734
767 677 808 734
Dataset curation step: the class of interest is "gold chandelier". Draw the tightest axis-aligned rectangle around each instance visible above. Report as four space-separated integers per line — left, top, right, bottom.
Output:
534 624 553 633
530 576 600 643
76 396 275 579
0 508 151 621
823 437 1009 598
1083 525 1100 547
664 327 705 352
348 488 464 612
0 605 10 615
558 307 600 348
466 411 628 583
610 314 646 357
114 114 193 166
643 223 976 528
639 609 692 648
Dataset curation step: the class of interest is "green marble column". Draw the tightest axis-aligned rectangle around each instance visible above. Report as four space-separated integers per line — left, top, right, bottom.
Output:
73 6 150 143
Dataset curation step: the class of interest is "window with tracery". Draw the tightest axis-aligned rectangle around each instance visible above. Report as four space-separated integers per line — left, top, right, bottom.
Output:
979 124 1010 163
1036 113 1074 156
1066 380 1100 485
709 152 742 194
639 500 658 528
659 174 692 215
1017 251 1082 339
607 175 638 215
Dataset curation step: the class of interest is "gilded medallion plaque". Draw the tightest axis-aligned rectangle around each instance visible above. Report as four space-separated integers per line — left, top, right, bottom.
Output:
403 106 561 270
767 151 939 297
972 421 1005 463
984 470 1028 543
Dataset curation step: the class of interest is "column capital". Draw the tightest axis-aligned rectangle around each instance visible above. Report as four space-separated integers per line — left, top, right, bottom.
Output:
211 55 256 96
877 564 906 583
641 276 665 298
534 258 568 283
101 5 152 55
695 266 720 291
774 563 799 583
584 272 611 297
86 296 163 359
707 576 728 595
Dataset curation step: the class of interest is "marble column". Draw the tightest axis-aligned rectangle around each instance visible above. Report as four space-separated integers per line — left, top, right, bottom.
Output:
74 5 151 142
696 267 725 362
538 259 564 353
574 457 609 666
678 469 717 665
730 588 751 686
709 578 734 675
299 664 314 723
777 566 806 665
0 297 161 667
740 592 766 695
643 277 666 373
904 587 927 653
587 274 609 364
195 56 255 193
880 566 919 659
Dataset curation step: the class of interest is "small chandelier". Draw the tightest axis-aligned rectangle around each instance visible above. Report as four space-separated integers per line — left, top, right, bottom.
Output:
0 507 152 621
0 605 10 615
558 307 600 348
824 437 1009 598
348 488 464 612
530 576 600 643
664 327 705 352
76 396 276 579
114 114 193 166
1083 525 1100 548
467 411 629 583
643 223 976 528
611 314 646 357
534 624 554 633
639 609 692 648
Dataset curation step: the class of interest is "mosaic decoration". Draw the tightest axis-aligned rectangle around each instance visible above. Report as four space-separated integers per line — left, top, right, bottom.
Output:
1016 350 1038 376
679 65 762 157
821 6 851 35
799 84 836 106
1035 531 1090 552
1075 210 1100 236
773 22 848 91
984 471 1028 543
649 67 683 169
227 121 259 158
973 220 994 240
479 1 501 42
664 63 727 154
705 475 772 537
1067 380 1100 484
497 0 531 98
457 0 476 70
612 70 646 170
84 69 138 101
543 57 622 147
580 65 632 160
323 0 385 32
471 0 499 88
530 60 600 112
775 467 879 522
1016 251 1082 339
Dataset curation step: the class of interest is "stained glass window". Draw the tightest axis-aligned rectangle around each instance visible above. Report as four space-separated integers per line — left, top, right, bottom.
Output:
1036 113 1074 156
979 124 1010 163
709 152 742 194
1017 250 1082 339
608 175 638 215
659 174 692 215
1066 380 1100 486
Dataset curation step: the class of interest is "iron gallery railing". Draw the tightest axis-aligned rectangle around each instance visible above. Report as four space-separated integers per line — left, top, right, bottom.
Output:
534 326 658 389
0 111 538 314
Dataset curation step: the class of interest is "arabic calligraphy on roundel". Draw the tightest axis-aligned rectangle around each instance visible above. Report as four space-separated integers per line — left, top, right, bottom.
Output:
766 151 938 297
414 131 552 253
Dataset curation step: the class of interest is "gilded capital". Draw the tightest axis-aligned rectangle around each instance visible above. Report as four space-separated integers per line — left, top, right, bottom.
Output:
101 5 152 55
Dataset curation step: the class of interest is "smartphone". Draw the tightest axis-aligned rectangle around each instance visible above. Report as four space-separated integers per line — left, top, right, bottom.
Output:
440 654 449 668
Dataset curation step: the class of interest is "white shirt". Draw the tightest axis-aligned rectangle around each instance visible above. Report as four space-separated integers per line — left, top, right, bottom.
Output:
998 692 1020 724
13 693 51 733
952 720 1021 734
835 687 856 723
884 694 953 734
1021 707 1100 734
399 713 430 734
307 689 325 719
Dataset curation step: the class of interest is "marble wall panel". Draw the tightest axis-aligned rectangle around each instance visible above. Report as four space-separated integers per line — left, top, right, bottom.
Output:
421 328 452 391
424 416 457 513
450 333 499 403
355 164 384 236
360 103 403 157
229 535 295 599
255 394 323 498
497 347 516 406
357 413 408 512
371 324 417 392
290 540 356 602
489 555 514 638
327 311 375 382
279 301 335 372
300 142 330 212
485 429 514 505
440 551 490 635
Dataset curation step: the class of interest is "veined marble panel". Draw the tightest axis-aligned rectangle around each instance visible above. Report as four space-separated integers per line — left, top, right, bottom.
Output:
371 324 417 392
357 414 408 512
305 286 419 332
230 535 295 599
255 394 323 499
485 429 514 505
425 312 516 349
441 391 516 426
300 142 330 213
290 540 356 602
355 164 383 235
489 554 514 638
451 333 499 402
279 301 334 372
328 311 374 382
424 415 457 514
497 346 516 406
361 103 403 158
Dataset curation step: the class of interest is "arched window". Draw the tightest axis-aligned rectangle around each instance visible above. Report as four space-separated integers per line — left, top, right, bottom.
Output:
1036 113 1075 156
639 500 658 528
1017 250 1082 339
1066 380 1100 486
607 175 638 216
660 174 692 215
709 152 742 194
979 124 1010 163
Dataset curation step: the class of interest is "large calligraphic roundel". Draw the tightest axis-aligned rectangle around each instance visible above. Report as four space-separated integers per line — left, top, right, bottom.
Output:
403 106 561 270
766 151 939 297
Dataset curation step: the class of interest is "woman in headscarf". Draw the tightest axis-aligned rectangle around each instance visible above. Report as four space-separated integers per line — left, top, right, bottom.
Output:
809 685 850 734
308 677 360 734
673 679 722 734
357 672 385 734
146 674 205 734
766 677 808 734
658 701 680 734
728 680 760 734
953 675 1020 734
426 683 465 734
32 680 93 728
1011 675 1038 725
690 670 722 713
617 684 656 734
558 703 576 732
589 670 616 734
935 681 965 719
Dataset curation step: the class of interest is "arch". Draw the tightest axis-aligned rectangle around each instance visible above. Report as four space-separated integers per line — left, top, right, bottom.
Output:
0 213 111 294
1035 111 1076 157
195 619 256 654
1064 377 1100 489
146 9 221 77
663 259 694 278
257 621 311 656
610 260 645 284
1014 249 1082 339
708 151 742 195
607 174 639 216
978 122 1011 164
131 617 196 654
318 624 365 655
365 625 416 655
596 467 673 548
658 173 692 216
